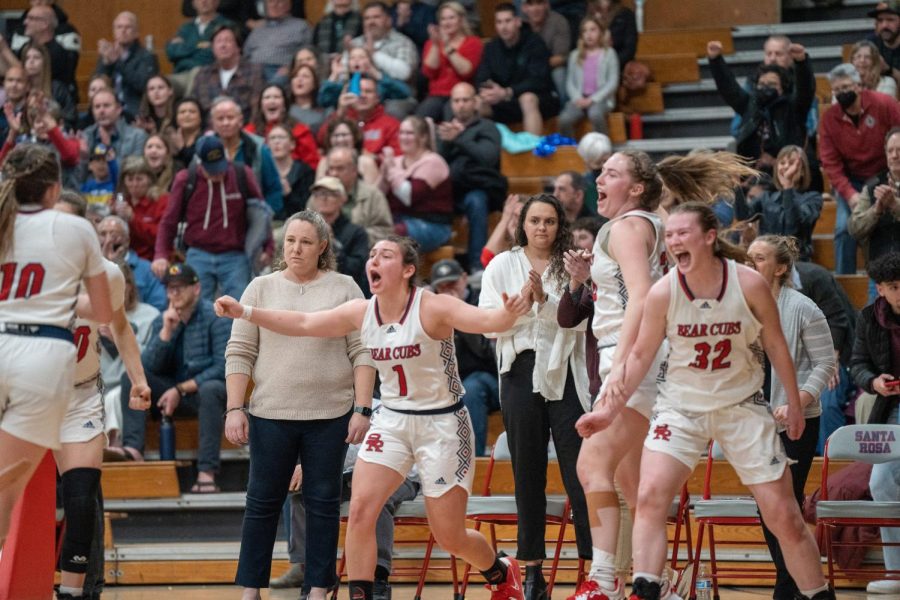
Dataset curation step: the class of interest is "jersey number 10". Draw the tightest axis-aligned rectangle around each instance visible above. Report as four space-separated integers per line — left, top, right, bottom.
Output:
0 262 46 301
688 339 732 371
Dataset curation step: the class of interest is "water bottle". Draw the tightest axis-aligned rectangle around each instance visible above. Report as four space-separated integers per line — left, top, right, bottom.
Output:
159 415 176 461
695 562 712 600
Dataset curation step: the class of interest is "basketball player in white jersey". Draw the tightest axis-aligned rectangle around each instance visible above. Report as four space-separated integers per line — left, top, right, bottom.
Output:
53 194 151 600
216 235 533 600
583 202 834 600
0 145 113 548
567 151 755 600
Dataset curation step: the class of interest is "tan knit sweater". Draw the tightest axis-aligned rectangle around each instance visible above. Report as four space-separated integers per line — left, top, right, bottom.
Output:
225 270 375 420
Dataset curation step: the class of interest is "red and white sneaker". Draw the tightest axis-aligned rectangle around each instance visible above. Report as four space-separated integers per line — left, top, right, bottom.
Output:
567 578 624 600
486 556 525 600
659 577 683 600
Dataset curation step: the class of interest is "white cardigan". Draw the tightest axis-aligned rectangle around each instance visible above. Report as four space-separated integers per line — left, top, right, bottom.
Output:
479 246 590 409
565 47 620 110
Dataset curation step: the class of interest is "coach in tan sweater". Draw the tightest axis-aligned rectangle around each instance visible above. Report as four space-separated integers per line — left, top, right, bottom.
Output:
224 210 375 600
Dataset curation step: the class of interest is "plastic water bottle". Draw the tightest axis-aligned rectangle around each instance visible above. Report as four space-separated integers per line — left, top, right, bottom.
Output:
695 563 712 600
159 415 176 461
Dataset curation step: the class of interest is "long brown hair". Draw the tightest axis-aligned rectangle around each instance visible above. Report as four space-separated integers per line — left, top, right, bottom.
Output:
670 201 748 263
576 16 607 64
657 151 757 206
0 144 61 259
21 42 52 97
515 194 572 287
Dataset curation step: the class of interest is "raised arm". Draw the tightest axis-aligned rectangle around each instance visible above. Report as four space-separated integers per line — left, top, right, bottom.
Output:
215 295 367 338
432 290 531 335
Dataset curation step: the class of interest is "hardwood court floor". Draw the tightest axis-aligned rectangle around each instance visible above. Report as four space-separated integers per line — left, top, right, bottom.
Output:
102 584 883 599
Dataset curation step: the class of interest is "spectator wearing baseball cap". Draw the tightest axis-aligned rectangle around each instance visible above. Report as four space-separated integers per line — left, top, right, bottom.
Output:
81 142 119 207
119 260 230 493
308 177 370 294
868 0 900 88
429 258 499 456
152 135 273 301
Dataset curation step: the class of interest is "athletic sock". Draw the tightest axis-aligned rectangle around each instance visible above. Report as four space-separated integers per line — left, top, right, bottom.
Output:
58 585 83 598
633 572 661 584
348 580 373 600
481 555 509 585
589 547 617 588
800 584 830 598
374 565 390 581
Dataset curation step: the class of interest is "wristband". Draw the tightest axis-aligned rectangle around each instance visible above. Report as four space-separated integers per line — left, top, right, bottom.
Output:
175 383 186 396
241 305 253 320
224 406 248 419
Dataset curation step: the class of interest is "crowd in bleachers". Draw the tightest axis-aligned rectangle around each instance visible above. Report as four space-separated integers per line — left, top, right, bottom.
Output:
4 0 900 597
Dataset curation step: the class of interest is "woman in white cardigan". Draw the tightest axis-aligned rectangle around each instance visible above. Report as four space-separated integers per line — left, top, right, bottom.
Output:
558 16 620 138
479 194 592 600
747 234 835 600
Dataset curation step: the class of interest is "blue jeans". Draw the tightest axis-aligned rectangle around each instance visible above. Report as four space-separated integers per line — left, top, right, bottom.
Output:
869 405 900 571
396 216 451 254
185 247 250 301
462 371 500 456
457 190 489 273
817 365 851 455
834 187 861 275
235 412 351 589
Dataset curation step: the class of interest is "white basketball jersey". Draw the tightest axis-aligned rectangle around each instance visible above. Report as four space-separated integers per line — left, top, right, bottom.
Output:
0 208 105 329
361 287 464 412
591 209 668 346
659 259 765 413
74 259 126 387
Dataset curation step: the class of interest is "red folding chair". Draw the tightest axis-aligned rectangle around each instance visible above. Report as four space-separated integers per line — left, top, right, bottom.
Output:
689 441 775 599
458 432 571 599
333 497 459 600
817 424 900 588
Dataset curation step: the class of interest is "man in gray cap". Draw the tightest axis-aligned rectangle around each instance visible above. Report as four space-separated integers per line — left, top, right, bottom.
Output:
308 177 370 294
429 259 499 456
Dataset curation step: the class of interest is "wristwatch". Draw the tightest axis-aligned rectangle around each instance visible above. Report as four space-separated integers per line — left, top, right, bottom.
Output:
353 406 373 417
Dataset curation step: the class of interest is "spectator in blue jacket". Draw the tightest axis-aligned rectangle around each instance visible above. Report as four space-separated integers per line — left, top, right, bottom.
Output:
117 263 230 493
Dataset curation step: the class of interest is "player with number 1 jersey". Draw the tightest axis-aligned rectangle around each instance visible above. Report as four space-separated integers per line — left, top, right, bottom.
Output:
215 236 534 600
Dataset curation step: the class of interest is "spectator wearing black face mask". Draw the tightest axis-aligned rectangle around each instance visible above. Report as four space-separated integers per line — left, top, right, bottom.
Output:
707 39 814 175
821 63 900 275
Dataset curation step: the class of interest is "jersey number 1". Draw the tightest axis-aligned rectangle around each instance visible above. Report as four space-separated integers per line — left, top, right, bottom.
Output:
0 262 46 300
689 339 732 371
392 365 408 397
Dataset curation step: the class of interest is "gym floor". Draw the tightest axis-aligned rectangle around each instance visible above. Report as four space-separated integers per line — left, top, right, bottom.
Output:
100 584 880 599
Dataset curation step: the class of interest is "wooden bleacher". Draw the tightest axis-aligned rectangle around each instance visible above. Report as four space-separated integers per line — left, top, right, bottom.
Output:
636 28 734 59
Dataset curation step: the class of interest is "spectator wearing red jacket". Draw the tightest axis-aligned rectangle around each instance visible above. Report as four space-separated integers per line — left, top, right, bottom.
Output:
244 84 320 170
417 1 483 121
820 63 900 274
113 156 169 261
317 74 400 156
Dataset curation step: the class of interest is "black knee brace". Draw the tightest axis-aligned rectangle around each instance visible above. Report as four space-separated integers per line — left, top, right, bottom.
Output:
60 468 101 574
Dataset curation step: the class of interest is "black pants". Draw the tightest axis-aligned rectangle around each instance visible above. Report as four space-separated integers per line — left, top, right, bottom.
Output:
500 351 591 560
121 371 226 473
760 416 820 600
